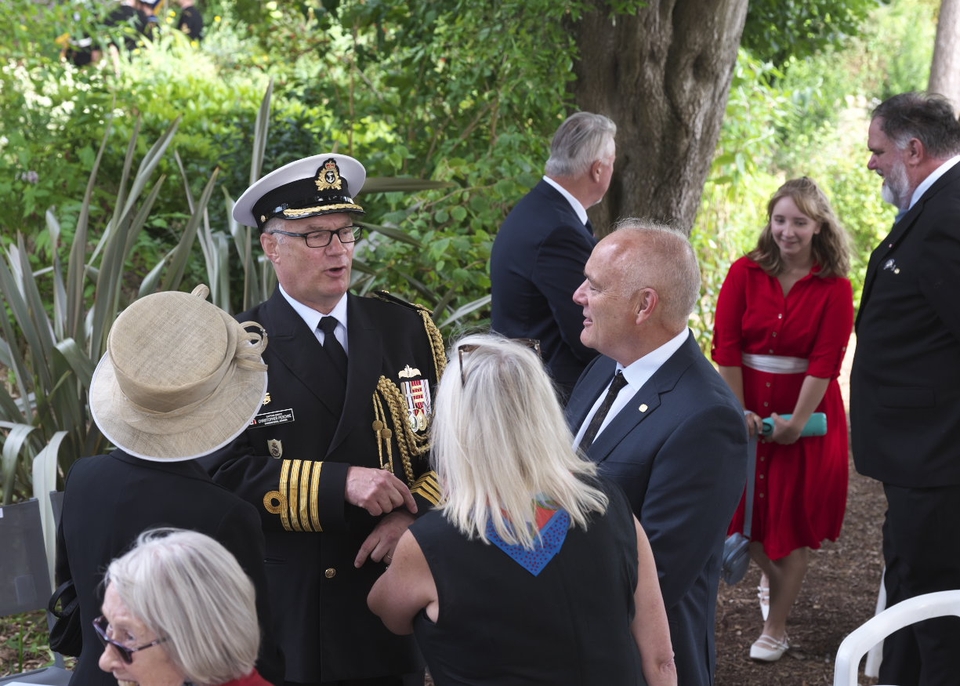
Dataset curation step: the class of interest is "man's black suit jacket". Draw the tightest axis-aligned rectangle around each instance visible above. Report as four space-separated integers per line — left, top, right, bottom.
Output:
566 333 747 686
491 179 598 397
852 162 960 487
202 289 443 683
54 451 284 686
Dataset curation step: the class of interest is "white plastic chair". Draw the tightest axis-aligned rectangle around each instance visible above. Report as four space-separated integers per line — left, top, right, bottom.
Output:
833 589 960 686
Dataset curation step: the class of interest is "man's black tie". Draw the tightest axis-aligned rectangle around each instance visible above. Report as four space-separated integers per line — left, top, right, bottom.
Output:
318 316 348 378
579 371 627 451
585 219 595 236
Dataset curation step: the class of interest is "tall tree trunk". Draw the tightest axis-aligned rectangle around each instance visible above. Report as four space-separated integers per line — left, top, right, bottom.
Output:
574 0 748 235
930 0 960 113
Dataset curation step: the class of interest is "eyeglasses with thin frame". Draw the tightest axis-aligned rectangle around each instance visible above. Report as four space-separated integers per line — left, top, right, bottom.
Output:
266 225 362 248
93 615 168 664
458 338 541 385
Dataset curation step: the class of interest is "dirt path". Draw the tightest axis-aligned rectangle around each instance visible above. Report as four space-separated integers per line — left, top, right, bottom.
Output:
715 454 885 685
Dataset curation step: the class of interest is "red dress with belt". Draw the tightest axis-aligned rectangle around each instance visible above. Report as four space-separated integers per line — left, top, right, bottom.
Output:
711 256 854 560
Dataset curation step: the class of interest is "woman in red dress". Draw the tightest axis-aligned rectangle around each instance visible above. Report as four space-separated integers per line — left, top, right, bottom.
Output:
711 177 854 662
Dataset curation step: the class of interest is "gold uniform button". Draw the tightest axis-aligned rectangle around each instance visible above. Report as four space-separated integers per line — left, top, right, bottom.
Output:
324 568 336 579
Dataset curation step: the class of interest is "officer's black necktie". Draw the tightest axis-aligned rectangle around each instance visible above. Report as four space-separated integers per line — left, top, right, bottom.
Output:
579 371 627 451
318 317 348 411
319 316 348 367
585 219 595 236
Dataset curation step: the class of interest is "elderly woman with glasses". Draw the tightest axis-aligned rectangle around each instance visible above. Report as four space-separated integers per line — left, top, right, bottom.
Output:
368 334 677 686
96 528 271 686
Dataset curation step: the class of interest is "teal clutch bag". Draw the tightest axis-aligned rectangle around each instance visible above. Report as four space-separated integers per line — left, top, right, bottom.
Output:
761 412 827 437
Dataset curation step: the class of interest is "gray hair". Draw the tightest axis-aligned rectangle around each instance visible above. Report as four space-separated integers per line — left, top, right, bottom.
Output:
608 219 702 331
432 334 608 549
104 529 260 685
544 112 617 178
872 92 960 157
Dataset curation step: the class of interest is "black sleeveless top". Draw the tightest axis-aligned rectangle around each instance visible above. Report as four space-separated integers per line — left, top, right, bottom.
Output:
410 480 647 685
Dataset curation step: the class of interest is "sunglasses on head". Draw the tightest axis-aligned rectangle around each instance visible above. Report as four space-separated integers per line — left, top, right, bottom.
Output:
457 338 541 385
93 615 167 664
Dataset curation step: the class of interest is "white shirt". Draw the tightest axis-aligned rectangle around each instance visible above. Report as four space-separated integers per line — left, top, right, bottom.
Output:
574 329 690 448
543 175 589 227
278 286 350 355
908 155 960 211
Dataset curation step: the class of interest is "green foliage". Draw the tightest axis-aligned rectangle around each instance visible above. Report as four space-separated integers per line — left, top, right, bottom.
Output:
0 611 55 674
0 119 218 504
690 51 787 348
689 0 934 356
0 0 942 503
742 0 881 66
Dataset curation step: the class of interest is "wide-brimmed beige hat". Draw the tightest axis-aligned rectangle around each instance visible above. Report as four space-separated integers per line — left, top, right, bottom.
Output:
90 285 268 461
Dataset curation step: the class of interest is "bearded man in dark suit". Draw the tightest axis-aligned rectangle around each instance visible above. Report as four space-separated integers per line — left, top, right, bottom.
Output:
565 222 747 686
852 91 960 685
491 111 616 399
202 154 445 686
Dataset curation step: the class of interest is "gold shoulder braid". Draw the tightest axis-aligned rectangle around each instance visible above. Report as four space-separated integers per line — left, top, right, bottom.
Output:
370 290 447 380
369 291 447 488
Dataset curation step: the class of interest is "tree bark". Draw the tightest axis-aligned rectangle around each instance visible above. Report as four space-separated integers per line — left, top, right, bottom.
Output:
574 0 748 235
930 0 960 114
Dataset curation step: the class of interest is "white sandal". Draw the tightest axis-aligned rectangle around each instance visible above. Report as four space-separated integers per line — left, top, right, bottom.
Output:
750 633 789 662
758 574 770 621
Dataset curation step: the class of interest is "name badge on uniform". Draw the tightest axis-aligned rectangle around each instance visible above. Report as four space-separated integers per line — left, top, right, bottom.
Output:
251 408 295 428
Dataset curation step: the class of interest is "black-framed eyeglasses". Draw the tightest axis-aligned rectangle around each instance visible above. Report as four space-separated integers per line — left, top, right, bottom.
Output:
458 338 541 385
93 615 168 664
266 225 362 248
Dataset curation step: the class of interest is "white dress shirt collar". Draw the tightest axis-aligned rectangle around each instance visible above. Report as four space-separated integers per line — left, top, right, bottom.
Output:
278 286 349 353
909 155 960 211
543 175 589 227
574 329 690 447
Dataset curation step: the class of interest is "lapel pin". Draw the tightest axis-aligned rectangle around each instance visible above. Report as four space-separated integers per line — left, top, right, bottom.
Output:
638 403 648 413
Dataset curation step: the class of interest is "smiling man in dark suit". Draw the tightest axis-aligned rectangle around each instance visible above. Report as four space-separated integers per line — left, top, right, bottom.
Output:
202 154 445 686
565 221 747 686
852 91 960 685
491 111 616 399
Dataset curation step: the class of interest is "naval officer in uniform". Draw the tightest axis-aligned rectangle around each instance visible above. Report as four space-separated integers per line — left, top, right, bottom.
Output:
203 154 445 686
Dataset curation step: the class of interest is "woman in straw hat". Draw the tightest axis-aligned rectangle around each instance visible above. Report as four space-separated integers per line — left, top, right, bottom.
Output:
53 286 284 686
96 528 270 686
368 334 676 685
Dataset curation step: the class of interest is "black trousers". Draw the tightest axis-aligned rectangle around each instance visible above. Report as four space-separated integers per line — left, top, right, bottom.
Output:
879 483 960 686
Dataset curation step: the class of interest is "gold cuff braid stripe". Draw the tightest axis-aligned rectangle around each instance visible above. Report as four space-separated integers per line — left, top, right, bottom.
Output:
368 291 447 380
411 471 441 505
264 460 323 532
